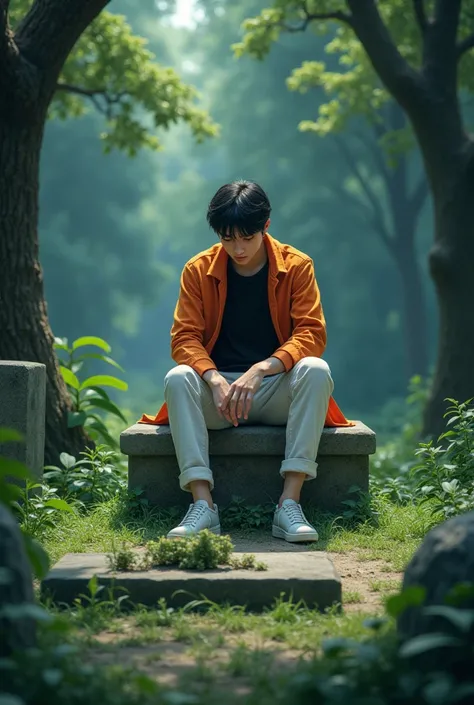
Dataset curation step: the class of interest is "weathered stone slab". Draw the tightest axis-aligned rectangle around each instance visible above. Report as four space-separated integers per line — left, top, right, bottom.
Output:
0 361 46 481
127 453 369 511
121 421 376 457
121 420 375 510
41 551 341 612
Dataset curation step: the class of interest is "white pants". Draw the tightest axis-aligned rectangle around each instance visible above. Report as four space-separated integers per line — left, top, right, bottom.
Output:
164 357 334 493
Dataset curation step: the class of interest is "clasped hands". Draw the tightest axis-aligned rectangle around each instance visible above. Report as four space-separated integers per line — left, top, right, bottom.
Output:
207 365 265 426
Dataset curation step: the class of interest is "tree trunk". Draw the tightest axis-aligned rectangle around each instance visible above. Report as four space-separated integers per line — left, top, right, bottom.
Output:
0 116 90 466
422 162 474 439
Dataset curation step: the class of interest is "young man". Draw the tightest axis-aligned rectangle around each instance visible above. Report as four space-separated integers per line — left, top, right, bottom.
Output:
139 180 351 542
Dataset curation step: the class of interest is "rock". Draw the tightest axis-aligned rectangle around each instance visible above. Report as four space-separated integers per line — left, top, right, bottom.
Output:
0 361 46 482
0 504 36 655
398 512 474 639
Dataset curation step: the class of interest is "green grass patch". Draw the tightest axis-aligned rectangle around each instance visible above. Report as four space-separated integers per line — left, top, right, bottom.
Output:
43 494 433 576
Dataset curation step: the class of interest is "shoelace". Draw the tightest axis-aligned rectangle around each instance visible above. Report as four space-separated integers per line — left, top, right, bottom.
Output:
284 502 307 526
179 503 207 528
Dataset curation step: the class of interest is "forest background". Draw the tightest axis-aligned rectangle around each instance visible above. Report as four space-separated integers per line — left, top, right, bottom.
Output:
40 0 440 441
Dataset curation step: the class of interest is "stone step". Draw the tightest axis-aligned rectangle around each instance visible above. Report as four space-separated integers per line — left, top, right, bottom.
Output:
120 421 376 511
41 550 341 612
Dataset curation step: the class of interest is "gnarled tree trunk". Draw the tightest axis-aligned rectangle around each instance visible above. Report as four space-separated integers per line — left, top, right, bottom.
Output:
0 117 88 465
0 0 108 464
422 160 474 438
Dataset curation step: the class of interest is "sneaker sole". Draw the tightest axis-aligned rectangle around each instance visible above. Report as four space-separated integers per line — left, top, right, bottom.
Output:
272 525 319 543
167 524 221 539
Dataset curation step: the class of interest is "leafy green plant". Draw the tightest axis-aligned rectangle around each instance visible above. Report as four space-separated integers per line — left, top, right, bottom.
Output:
107 542 138 572
340 485 379 526
44 445 126 506
70 575 130 629
11 479 75 537
0 428 53 579
54 335 129 448
222 495 275 530
106 530 266 572
229 553 268 571
411 398 474 520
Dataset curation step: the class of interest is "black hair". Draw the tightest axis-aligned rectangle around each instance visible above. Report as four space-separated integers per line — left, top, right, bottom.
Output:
206 180 271 239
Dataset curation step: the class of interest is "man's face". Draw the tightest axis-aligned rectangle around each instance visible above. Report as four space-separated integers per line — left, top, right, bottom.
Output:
219 219 270 269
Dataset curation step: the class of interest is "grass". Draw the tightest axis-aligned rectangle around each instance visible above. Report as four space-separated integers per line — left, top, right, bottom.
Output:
36 590 396 703
43 493 434 574
36 488 438 700
31 486 440 702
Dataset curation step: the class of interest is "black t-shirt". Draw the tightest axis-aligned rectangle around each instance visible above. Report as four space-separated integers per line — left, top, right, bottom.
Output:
210 259 280 372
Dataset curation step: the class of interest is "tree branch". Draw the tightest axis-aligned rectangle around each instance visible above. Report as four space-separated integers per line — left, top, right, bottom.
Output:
280 4 353 33
457 32 474 59
334 134 394 252
55 82 127 118
413 0 428 33
345 0 423 114
15 0 110 91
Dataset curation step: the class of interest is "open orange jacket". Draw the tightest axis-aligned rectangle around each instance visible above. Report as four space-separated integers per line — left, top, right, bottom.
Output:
139 233 352 427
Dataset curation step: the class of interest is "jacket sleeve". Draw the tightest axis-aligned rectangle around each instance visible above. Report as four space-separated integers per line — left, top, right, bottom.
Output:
170 264 217 377
271 258 327 372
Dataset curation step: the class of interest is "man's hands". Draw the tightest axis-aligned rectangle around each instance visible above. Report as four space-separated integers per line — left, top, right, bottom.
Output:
203 365 265 426
221 366 265 426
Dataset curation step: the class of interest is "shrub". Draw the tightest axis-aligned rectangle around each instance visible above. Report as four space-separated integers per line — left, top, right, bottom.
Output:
411 398 474 520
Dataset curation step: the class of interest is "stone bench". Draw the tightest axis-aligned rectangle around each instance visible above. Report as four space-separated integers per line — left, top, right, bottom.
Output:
120 421 376 511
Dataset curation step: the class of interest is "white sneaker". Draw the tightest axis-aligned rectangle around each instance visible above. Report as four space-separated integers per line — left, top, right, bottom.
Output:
272 499 319 543
167 499 221 539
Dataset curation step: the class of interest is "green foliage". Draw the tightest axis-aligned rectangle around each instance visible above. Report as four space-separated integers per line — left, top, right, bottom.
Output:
222 495 275 530
340 485 379 526
107 530 266 572
44 445 126 506
411 398 474 520
235 1 474 143
11 480 75 537
0 428 51 579
10 3 218 155
55 335 128 448
142 530 233 570
370 375 431 504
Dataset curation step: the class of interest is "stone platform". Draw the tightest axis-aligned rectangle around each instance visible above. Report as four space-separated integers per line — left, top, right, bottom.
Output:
41 550 341 611
120 421 376 511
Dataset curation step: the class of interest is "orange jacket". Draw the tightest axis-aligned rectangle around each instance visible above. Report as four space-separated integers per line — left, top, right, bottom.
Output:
139 233 352 427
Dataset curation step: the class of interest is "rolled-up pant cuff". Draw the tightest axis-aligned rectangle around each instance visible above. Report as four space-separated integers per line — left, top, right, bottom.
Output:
280 458 317 481
179 466 214 493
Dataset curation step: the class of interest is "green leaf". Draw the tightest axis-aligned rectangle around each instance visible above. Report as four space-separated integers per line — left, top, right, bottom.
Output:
43 498 75 513
21 532 50 579
74 352 124 372
0 428 23 443
59 452 76 469
0 603 52 622
423 605 474 633
79 375 128 392
83 386 111 401
54 336 69 351
72 336 111 352
399 633 462 658
60 366 80 390
0 459 32 481
81 397 128 423
67 411 88 428
386 585 426 618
